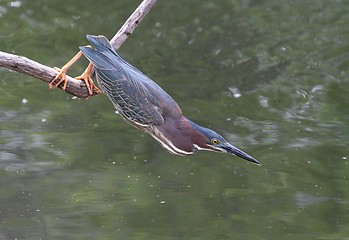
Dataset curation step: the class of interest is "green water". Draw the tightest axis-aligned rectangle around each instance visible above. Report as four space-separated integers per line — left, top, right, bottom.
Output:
1 0 349 239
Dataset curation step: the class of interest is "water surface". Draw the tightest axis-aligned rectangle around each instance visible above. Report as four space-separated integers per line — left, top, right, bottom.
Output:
0 0 348 239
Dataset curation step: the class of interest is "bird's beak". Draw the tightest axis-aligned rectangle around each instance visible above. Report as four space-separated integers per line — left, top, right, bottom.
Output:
221 143 260 165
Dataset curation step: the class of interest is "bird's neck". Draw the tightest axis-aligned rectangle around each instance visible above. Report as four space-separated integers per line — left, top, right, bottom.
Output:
186 118 204 132
184 117 209 149
153 116 209 155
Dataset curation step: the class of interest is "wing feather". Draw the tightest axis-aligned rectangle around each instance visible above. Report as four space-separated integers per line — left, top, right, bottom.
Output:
80 36 164 126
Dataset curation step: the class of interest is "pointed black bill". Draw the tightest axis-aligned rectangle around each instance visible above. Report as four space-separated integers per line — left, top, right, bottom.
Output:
223 143 260 165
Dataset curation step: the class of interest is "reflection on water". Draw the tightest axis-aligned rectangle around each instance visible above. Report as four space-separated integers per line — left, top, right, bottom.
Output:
0 0 349 239
294 192 332 208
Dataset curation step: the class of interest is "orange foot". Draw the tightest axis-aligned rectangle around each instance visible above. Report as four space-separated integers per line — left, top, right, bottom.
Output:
49 51 83 91
48 66 69 90
48 51 101 96
75 62 102 95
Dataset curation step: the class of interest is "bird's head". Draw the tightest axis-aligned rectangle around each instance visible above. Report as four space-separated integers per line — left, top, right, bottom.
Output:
189 120 260 165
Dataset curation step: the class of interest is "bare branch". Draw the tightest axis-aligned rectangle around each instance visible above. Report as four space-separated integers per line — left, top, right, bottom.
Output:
110 0 158 50
0 51 93 98
0 0 158 98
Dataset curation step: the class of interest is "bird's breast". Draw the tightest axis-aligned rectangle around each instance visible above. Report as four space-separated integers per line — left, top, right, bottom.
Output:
147 118 195 156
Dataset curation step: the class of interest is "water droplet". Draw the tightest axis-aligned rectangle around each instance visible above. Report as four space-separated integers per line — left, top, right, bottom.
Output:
259 96 269 108
228 87 241 98
10 1 22 8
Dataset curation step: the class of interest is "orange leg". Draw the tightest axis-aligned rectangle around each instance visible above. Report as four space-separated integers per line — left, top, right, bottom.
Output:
49 50 101 95
75 62 102 95
49 51 83 91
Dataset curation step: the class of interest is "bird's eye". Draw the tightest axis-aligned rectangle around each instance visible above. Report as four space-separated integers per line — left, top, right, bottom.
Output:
211 138 219 145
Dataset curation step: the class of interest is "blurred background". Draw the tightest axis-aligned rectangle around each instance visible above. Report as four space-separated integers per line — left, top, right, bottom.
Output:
0 0 348 239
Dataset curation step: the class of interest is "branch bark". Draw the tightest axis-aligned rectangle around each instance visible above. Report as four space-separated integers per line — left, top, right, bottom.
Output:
0 0 158 99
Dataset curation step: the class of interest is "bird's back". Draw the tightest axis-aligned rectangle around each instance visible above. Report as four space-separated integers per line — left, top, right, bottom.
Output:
80 35 182 127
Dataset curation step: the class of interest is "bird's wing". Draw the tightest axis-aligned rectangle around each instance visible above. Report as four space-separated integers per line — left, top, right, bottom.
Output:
80 36 164 126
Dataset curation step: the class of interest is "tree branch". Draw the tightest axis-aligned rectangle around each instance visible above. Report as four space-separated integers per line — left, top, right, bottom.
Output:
110 0 158 49
0 51 91 97
0 0 158 99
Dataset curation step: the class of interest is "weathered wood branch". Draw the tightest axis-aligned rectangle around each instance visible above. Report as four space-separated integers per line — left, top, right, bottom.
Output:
0 0 158 99
0 51 91 97
110 0 157 49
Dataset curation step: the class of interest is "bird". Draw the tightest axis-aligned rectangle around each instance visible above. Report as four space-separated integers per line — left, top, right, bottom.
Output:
76 34 259 165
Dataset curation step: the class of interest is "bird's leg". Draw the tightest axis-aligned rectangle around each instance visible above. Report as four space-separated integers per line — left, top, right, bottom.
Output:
49 50 101 95
49 51 83 91
75 62 102 95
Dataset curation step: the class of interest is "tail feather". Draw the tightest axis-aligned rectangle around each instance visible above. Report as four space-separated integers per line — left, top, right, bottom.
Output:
86 34 113 52
79 45 114 70
80 34 145 78
79 35 119 70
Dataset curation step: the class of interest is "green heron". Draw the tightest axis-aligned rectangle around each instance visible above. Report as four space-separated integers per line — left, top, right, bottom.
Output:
53 35 260 165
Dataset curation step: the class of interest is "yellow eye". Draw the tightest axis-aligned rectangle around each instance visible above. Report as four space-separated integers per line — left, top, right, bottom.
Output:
211 138 219 145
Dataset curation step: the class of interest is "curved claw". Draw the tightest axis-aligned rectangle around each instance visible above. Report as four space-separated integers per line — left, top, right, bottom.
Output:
49 51 83 92
75 62 101 95
48 51 101 96
49 67 68 90
75 73 102 95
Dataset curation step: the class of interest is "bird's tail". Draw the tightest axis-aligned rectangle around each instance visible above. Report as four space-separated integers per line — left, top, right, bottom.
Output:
79 35 121 70
86 34 112 51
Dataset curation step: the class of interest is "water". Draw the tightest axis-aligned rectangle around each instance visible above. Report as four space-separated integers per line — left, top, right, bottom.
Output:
0 0 349 239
